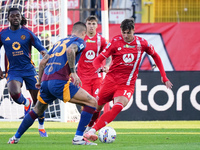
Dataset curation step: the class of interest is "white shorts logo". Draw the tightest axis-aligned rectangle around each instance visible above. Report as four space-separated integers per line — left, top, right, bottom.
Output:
85 50 95 60
123 53 134 63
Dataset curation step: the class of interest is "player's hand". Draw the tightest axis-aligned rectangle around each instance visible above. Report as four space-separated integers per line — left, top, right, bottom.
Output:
96 67 103 73
40 50 47 57
164 80 173 89
35 82 41 89
70 73 82 87
103 65 109 73
0 68 4 79
161 77 173 89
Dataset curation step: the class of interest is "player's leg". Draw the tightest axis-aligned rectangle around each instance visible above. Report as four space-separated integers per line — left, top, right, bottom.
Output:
7 79 30 107
83 79 116 141
29 89 48 137
7 101 48 144
93 96 127 131
84 96 126 142
69 87 97 145
85 78 103 130
80 80 92 111
25 74 48 137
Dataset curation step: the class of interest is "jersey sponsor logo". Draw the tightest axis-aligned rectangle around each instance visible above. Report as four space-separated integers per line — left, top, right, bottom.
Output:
79 44 84 49
123 44 135 48
106 43 111 49
5 37 10 41
123 53 134 63
86 39 96 43
12 42 21 50
21 35 26 40
85 50 95 60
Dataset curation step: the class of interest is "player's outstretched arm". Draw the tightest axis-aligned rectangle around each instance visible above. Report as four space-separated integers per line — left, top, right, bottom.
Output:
151 52 173 89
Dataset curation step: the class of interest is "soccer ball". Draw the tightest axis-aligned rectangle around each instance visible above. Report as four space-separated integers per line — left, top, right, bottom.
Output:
98 126 116 143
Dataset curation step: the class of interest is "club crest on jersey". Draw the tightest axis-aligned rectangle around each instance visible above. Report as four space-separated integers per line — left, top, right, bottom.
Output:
86 50 95 60
123 53 134 63
21 35 26 40
123 44 135 48
86 39 96 43
118 47 122 51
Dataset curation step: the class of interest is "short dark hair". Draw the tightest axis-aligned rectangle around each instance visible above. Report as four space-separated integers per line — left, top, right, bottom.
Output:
120 18 135 31
8 7 27 26
85 15 98 23
72 21 87 33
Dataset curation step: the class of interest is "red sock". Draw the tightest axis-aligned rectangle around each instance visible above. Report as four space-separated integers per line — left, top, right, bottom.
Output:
88 110 101 127
93 102 123 131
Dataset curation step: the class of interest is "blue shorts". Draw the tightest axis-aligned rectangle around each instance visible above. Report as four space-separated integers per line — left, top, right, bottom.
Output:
6 70 38 90
37 80 80 104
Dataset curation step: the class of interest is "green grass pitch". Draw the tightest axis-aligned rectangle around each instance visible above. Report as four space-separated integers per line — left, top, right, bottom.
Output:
0 121 200 150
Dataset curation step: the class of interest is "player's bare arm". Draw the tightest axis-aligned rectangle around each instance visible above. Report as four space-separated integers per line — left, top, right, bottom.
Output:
67 44 82 86
35 54 49 89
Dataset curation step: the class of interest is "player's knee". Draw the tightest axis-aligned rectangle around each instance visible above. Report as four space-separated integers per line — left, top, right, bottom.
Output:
90 97 97 108
10 92 21 101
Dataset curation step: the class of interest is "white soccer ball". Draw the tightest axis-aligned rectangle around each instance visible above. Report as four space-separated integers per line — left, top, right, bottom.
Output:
98 126 116 143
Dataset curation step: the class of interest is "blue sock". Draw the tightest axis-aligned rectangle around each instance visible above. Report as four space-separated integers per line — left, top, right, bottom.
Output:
38 112 45 126
11 93 27 105
75 105 96 136
15 110 38 138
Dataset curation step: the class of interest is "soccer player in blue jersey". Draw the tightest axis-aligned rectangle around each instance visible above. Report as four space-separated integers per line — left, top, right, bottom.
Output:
0 7 48 137
8 21 98 145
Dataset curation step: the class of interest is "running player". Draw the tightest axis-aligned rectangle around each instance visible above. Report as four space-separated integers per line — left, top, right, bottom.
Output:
84 18 173 141
0 7 48 137
8 22 98 145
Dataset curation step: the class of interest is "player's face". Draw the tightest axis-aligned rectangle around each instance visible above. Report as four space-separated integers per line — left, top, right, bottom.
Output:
121 29 135 43
8 10 22 28
86 20 98 34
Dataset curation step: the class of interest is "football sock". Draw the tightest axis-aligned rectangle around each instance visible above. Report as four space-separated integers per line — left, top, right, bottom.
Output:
88 110 101 127
38 112 45 129
11 93 27 105
75 105 96 136
15 110 38 138
93 102 123 131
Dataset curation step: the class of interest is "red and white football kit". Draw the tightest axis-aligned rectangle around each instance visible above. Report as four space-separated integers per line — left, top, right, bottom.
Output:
93 35 169 105
77 33 107 97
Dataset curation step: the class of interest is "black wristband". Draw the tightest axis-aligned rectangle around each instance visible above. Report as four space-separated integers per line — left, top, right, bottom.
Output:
70 68 75 73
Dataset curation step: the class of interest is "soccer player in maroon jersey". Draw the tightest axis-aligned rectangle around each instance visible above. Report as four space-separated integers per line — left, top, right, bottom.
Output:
84 18 173 141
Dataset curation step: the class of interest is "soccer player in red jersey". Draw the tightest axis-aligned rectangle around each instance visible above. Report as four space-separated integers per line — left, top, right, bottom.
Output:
77 16 111 131
84 18 173 141
77 15 110 98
